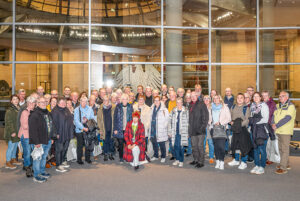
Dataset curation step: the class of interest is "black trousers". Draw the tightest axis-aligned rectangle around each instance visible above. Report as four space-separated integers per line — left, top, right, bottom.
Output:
115 138 125 160
55 140 70 166
75 133 91 162
213 138 226 161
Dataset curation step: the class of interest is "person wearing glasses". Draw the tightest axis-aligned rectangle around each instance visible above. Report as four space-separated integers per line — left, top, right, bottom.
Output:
272 91 296 174
29 97 55 183
149 96 169 163
249 92 274 175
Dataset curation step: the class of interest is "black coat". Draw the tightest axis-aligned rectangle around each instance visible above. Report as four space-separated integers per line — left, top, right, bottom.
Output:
145 95 153 107
188 101 209 136
231 118 253 156
51 106 74 143
29 107 56 145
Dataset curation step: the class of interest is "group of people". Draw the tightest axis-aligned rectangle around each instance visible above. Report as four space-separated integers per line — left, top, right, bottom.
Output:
3 84 296 183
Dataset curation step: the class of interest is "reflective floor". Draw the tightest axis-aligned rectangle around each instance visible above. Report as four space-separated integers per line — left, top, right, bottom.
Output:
0 140 300 201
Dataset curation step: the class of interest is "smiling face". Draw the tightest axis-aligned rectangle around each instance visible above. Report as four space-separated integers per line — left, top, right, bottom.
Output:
11 96 19 106
253 93 261 104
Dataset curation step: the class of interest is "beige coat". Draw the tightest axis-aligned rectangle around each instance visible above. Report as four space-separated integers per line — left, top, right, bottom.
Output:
97 104 116 140
133 103 151 137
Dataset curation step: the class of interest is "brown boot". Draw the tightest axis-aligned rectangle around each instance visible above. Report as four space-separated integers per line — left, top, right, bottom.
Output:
6 161 17 169
11 158 22 166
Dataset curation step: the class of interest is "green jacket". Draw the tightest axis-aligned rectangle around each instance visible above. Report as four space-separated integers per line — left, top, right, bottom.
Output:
4 104 20 143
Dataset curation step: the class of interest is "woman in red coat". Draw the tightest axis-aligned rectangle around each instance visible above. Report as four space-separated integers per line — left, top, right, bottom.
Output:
123 111 146 170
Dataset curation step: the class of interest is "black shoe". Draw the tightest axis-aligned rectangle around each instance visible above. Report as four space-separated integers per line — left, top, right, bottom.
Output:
109 154 115 161
247 159 254 163
190 161 197 165
134 165 139 171
77 161 84 165
146 155 151 163
104 155 108 161
195 163 204 168
23 166 26 171
185 154 191 157
86 160 92 164
170 157 175 161
25 167 33 178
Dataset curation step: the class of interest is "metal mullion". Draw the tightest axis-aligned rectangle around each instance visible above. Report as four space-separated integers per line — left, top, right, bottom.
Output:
14 61 89 64
256 0 260 91
208 0 212 93
12 0 16 94
91 62 162 65
164 25 209 30
160 0 164 85
88 0 91 96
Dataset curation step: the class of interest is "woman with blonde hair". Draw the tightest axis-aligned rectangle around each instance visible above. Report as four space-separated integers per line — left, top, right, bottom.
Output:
203 95 214 164
210 95 231 170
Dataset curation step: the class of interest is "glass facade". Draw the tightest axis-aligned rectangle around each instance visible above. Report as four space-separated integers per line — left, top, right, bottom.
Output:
0 0 300 108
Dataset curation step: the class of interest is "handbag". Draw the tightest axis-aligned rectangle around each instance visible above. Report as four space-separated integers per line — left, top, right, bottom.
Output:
212 125 227 139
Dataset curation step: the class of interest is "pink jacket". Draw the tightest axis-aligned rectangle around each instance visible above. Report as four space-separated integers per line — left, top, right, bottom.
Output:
18 109 30 139
209 104 231 129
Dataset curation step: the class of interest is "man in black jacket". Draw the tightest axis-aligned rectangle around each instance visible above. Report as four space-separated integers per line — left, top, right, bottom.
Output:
29 96 55 183
52 97 74 173
188 92 209 168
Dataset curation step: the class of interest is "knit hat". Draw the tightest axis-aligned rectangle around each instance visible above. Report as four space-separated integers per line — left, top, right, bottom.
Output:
132 111 140 119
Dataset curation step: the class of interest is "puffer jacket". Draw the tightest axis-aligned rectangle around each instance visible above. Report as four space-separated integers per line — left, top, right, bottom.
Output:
168 107 189 146
133 103 151 137
113 103 133 139
4 104 20 143
149 102 169 142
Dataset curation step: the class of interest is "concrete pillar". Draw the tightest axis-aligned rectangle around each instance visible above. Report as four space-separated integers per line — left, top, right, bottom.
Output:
215 31 222 93
165 0 183 89
91 51 103 89
57 45 63 94
261 0 275 96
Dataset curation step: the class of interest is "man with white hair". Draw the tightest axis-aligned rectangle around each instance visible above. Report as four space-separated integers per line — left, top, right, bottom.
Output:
224 88 234 109
145 86 153 107
161 84 168 96
18 89 26 106
74 96 95 165
177 88 185 99
272 91 296 174
188 91 209 168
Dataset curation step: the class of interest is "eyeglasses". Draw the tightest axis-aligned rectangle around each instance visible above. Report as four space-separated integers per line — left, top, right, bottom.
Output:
279 95 286 98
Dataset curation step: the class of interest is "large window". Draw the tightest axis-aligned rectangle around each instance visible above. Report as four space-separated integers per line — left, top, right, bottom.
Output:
1 0 300 124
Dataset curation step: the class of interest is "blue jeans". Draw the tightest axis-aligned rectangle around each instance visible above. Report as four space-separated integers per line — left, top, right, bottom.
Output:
253 139 268 168
168 137 175 157
186 137 192 155
204 130 214 159
20 135 32 167
32 140 52 178
235 153 248 163
6 140 18 162
103 131 114 154
174 134 185 162
151 135 166 159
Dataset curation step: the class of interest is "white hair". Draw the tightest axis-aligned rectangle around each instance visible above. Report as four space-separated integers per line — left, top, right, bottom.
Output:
120 93 129 101
26 96 37 103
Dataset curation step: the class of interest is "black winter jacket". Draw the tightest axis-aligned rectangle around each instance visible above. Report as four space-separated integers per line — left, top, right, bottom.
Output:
29 107 56 145
188 101 209 136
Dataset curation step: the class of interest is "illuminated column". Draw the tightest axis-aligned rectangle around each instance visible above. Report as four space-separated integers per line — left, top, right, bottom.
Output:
261 1 275 95
165 0 183 89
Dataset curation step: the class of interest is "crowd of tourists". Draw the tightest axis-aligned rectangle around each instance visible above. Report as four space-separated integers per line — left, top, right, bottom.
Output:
3 84 296 183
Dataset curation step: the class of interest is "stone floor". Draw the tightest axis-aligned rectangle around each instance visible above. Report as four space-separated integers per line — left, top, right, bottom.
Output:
0 140 299 201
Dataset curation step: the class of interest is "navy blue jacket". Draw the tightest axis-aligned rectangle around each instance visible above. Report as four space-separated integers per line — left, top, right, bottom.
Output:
113 103 133 139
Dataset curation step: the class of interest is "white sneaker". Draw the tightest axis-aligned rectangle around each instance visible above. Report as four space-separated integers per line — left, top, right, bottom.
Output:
56 165 67 173
179 162 183 167
62 161 70 168
219 161 224 170
173 160 179 166
256 167 265 175
151 157 158 161
161 158 166 163
228 159 240 166
250 166 259 174
215 160 220 169
238 162 247 170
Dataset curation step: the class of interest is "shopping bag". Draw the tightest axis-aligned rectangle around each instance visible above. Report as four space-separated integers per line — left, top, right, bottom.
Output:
93 144 102 156
267 137 281 163
67 138 77 161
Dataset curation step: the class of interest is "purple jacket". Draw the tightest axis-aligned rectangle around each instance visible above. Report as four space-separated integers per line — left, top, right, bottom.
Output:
266 97 276 124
